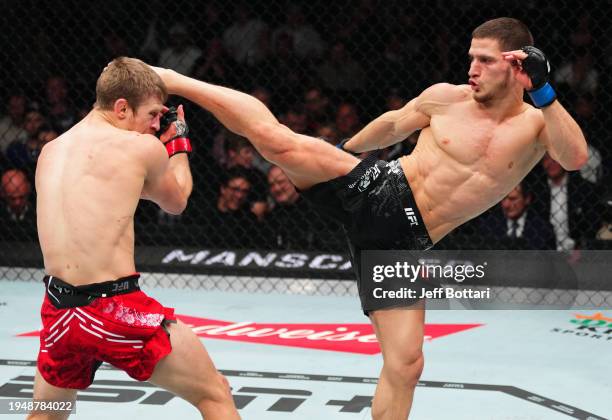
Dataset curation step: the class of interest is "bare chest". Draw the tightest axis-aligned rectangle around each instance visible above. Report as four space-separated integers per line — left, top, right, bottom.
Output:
427 111 542 175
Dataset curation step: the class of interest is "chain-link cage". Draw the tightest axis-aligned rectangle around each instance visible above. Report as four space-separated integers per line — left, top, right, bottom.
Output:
0 1 610 306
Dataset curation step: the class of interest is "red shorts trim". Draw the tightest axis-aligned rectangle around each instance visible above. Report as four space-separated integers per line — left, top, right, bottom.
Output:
37 289 175 389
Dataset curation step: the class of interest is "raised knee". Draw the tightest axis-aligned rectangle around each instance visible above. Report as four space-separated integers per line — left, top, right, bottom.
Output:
214 373 233 401
250 122 297 156
196 373 233 409
385 350 424 387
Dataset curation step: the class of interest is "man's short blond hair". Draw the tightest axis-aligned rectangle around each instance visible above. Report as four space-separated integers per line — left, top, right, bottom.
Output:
95 57 168 110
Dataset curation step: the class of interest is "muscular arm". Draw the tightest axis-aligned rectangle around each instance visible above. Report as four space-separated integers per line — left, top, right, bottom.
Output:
342 83 463 153
538 101 588 171
342 99 429 153
141 136 193 215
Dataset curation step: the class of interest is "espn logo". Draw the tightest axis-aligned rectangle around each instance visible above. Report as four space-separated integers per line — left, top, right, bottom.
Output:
404 208 419 226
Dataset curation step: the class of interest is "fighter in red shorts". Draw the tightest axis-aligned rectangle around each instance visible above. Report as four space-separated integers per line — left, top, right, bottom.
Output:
29 57 240 420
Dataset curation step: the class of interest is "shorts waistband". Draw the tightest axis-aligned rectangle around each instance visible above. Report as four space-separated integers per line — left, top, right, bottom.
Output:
43 274 141 309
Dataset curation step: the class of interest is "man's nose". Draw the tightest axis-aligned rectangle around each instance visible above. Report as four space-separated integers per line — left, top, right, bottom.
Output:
151 117 161 132
468 62 479 77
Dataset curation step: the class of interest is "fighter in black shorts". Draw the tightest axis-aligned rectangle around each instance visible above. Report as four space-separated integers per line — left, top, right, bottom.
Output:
152 16 587 418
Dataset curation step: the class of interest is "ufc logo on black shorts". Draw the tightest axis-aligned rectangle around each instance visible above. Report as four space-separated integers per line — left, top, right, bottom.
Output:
404 208 419 226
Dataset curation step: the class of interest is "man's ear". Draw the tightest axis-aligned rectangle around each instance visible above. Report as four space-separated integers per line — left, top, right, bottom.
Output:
113 98 130 119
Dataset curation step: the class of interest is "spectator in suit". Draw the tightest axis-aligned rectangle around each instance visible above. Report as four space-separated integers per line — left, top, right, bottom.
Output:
535 153 600 251
0 168 37 241
481 182 556 250
263 165 344 251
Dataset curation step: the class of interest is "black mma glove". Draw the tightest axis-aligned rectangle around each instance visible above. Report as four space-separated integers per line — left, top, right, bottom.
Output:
157 106 192 157
521 46 556 108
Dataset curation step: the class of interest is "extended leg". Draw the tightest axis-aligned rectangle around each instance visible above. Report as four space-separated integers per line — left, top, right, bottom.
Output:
157 69 360 190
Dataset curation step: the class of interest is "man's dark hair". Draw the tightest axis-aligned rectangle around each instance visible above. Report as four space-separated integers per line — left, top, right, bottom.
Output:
472 17 534 51
220 168 251 187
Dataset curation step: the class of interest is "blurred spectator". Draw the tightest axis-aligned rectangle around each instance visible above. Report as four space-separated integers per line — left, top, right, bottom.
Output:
595 192 612 241
158 23 203 76
377 13 426 95
317 42 366 93
6 127 57 174
263 166 343 250
304 88 331 134
217 171 251 213
316 124 339 145
0 168 37 241
0 93 28 154
23 109 46 142
335 102 362 139
259 32 307 100
480 182 556 250
571 94 604 183
223 4 269 66
206 169 260 248
281 106 308 134
44 76 77 133
193 38 229 85
580 144 603 184
534 154 600 251
13 30 55 88
198 2 227 45
553 47 599 96
272 4 325 61
140 18 161 63
208 133 268 218
333 0 382 59
224 134 268 207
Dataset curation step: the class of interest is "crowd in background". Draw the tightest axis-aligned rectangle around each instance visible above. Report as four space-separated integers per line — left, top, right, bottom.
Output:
1 0 611 252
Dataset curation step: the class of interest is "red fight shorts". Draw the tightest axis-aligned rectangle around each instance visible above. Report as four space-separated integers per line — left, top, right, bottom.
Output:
37 285 175 389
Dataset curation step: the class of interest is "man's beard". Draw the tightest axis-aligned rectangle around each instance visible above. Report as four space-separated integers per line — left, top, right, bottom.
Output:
473 71 511 105
473 89 493 104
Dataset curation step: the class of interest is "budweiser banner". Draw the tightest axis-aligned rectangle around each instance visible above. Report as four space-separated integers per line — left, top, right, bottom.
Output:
17 315 483 355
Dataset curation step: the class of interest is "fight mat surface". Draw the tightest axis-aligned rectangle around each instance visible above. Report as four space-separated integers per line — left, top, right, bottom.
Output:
0 280 609 420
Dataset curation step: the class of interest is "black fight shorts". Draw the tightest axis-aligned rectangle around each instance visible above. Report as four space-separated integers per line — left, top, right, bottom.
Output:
301 155 435 315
